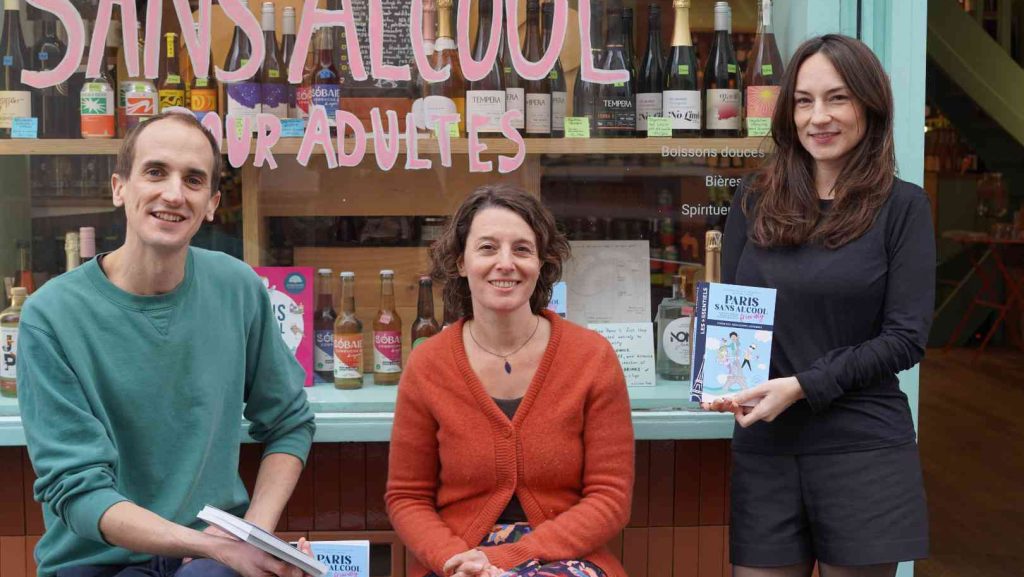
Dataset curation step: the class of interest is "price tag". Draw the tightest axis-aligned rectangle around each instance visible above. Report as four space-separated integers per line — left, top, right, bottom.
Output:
269 69 280 78
281 118 306 137
727 63 737 74
761 64 774 76
677 64 689 75
11 117 38 139
646 117 672 137
564 117 590 138
166 74 181 84
448 122 460 138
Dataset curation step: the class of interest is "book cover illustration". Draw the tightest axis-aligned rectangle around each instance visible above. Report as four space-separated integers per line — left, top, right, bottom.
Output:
690 282 777 402
308 541 370 577
253 267 314 386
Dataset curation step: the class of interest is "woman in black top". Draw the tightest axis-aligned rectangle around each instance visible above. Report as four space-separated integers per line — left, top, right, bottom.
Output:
708 35 934 577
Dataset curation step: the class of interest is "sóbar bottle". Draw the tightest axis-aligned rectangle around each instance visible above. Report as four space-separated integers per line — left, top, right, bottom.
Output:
542 2 567 137
333 271 364 389
260 2 288 119
656 274 694 381
281 6 299 118
0 0 31 138
158 32 185 111
296 24 317 120
523 0 550 138
33 13 70 138
188 22 218 122
311 24 341 128
0 287 27 398
703 1 742 137
373 270 402 385
465 0 505 135
595 2 635 138
745 0 783 137
636 3 664 136
224 0 261 132
411 276 440 349
664 0 700 137
424 0 465 137
313 268 336 385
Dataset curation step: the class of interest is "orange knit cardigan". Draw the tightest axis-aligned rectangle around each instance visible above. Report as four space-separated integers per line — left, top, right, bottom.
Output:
385 310 635 577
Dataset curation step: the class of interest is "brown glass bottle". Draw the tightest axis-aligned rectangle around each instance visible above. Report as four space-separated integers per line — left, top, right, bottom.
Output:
0 287 27 398
411 276 440 349
373 270 402 384
313 268 337 385
333 271 364 389
158 32 185 111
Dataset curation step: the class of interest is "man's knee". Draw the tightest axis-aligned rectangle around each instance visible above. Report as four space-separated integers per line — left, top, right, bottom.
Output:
174 559 241 577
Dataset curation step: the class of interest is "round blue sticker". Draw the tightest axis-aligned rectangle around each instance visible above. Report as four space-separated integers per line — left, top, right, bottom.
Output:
2 56 12 66
284 273 306 295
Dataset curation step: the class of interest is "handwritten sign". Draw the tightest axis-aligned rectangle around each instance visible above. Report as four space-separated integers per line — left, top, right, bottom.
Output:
588 323 656 387
564 117 590 138
11 117 38 139
646 116 672 138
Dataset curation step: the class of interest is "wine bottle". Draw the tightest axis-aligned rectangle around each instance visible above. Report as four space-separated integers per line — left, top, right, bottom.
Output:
523 0 550 138
281 6 298 118
158 32 185 111
636 3 664 136
572 0 604 132
188 22 218 122
33 14 70 138
703 1 742 137
465 0 505 135
542 1 566 138
595 3 634 138
424 0 465 137
260 2 287 119
80 23 115 139
413 0 436 133
664 0 700 137
622 7 638 80
296 24 317 121
1 0 32 138
224 0 261 132
499 27 524 134
745 0 783 137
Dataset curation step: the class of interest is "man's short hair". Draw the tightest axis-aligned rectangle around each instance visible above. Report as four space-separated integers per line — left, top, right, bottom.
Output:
114 111 222 194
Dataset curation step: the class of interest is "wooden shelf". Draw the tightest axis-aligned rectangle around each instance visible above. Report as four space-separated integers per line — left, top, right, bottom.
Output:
0 137 771 157
31 197 116 219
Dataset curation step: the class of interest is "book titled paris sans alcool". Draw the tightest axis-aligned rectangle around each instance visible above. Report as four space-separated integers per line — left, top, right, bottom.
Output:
689 282 777 403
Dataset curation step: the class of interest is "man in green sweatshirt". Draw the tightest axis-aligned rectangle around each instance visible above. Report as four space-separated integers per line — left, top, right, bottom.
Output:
17 111 316 577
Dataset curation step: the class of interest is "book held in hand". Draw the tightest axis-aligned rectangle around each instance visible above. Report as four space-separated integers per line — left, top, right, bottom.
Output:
196 505 329 577
308 541 370 577
690 282 777 403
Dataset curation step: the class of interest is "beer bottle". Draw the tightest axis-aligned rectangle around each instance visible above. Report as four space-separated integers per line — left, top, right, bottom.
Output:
373 270 402 385
188 22 218 122
158 32 185 111
411 276 440 349
313 268 337 385
333 271 364 389
0 287 27 398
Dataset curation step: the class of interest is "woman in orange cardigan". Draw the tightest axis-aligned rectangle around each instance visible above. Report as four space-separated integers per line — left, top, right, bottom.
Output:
385 185 635 577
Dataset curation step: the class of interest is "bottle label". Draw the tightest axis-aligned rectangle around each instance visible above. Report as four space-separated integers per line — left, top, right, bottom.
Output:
189 88 218 116
636 92 663 132
310 83 340 126
505 87 525 129
465 89 505 133
423 94 457 132
664 316 692 365
525 92 551 134
227 81 263 118
706 88 741 130
296 84 312 119
746 85 780 137
0 91 32 129
125 88 157 117
596 96 635 132
0 325 17 381
551 91 567 132
663 90 700 130
158 89 185 110
80 88 115 136
373 330 402 373
262 83 289 119
334 333 364 379
315 329 335 374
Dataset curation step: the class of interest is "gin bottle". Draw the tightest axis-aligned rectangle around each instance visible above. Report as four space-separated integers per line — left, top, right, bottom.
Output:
656 274 694 381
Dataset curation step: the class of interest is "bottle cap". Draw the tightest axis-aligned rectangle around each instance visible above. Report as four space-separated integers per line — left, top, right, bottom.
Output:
65 231 80 252
380 269 395 276
419 275 431 282
318 268 333 275
11 287 28 299
340 271 355 278
79 227 96 258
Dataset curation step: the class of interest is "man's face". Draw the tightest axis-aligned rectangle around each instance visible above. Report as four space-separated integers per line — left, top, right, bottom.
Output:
111 119 220 254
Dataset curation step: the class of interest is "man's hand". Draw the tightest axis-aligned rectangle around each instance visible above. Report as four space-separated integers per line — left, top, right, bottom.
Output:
213 536 316 577
442 549 502 577
731 376 805 428
184 525 235 564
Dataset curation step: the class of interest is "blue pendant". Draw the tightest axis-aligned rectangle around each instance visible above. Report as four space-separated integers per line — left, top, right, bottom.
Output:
504 361 512 374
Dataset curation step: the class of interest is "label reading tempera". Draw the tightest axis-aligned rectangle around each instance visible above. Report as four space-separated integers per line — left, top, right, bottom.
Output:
663 90 700 130
505 87 525 129
551 91 567 132
314 329 335 374
373 331 402 373
465 89 505 133
706 89 741 130
333 333 364 380
0 326 18 380
525 93 551 134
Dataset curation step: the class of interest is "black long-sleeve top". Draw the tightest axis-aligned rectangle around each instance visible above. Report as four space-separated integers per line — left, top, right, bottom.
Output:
722 178 936 454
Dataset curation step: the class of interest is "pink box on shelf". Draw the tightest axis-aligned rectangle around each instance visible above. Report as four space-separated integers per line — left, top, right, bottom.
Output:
253 267 314 387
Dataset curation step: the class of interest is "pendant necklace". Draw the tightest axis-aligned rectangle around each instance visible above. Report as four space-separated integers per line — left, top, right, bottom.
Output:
468 316 541 374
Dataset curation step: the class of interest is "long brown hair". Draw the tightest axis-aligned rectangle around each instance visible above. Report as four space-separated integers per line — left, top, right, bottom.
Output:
749 34 895 249
430 185 571 320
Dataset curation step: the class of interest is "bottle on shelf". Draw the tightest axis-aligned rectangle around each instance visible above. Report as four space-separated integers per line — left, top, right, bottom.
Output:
595 2 635 138
542 1 567 138
33 13 70 138
260 2 288 119
373 269 402 385
158 32 185 111
745 0 783 137
79 226 96 262
0 287 27 398
499 24 524 135
281 6 299 118
411 275 440 349
80 23 115 139
465 0 505 135
523 0 550 138
0 0 31 139
412 0 437 133
224 0 261 132
333 271 364 389
68 19 92 136
424 0 465 137
572 0 604 132
622 7 638 81
637 3 665 136
64 231 80 272
313 268 337 385
665 0 700 137
15 240 34 294
311 23 341 128
656 274 694 381
703 1 742 137
117 22 157 134
705 230 722 283
296 24 317 121
188 22 218 122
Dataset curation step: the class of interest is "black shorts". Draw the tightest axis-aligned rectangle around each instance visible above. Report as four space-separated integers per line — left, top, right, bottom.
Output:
730 442 929 567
